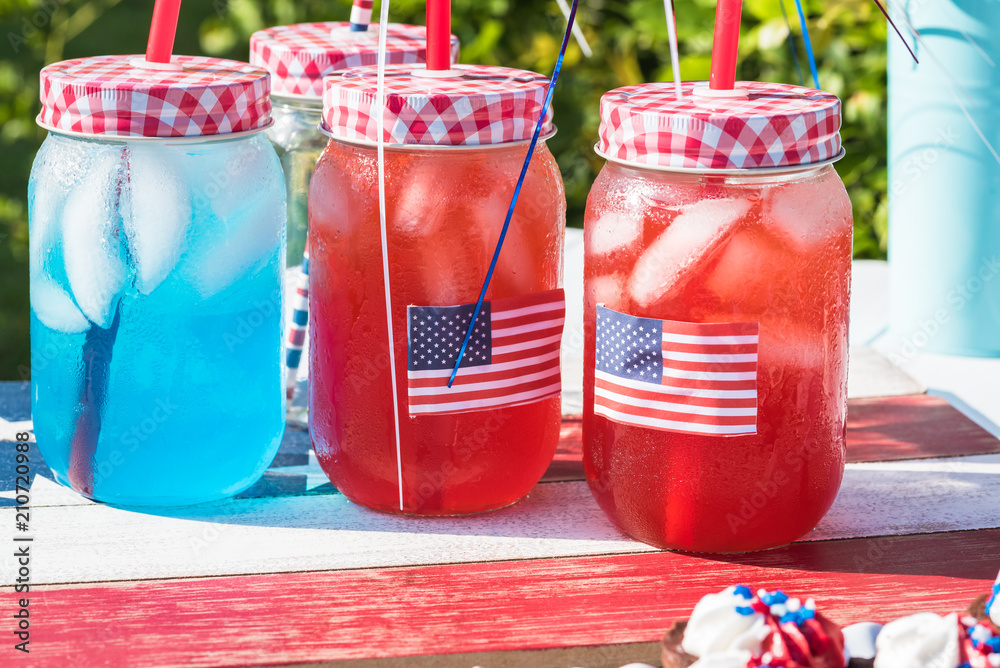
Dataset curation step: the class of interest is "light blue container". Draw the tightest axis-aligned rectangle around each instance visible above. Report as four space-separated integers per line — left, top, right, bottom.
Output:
888 1 1000 357
29 131 287 506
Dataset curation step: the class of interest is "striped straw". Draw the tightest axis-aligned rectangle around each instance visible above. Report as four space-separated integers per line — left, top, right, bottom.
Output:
285 245 310 401
350 0 374 32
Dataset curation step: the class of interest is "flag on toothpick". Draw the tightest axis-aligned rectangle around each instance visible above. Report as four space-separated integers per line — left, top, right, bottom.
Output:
593 305 759 436
407 289 565 416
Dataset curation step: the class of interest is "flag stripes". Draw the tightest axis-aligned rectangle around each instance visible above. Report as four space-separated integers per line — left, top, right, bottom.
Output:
406 290 565 416
593 305 759 436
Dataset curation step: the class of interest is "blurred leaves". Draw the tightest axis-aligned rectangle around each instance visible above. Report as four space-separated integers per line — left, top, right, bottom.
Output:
0 0 892 378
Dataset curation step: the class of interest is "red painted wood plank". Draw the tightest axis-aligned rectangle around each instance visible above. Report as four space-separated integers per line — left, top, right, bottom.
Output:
16 529 999 668
543 395 1000 481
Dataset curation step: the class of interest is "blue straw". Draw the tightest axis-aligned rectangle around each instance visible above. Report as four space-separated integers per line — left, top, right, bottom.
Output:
792 0 820 88
778 0 805 85
447 0 579 388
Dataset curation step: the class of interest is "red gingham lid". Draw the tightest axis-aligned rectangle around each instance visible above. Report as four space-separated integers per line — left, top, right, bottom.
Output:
322 64 553 146
39 55 270 138
597 81 842 171
250 22 460 99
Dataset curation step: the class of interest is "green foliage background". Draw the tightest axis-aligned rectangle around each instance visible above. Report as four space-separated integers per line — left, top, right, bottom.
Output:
0 0 889 379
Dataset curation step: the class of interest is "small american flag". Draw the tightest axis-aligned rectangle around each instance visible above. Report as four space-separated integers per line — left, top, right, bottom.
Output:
594 305 759 436
406 289 565 416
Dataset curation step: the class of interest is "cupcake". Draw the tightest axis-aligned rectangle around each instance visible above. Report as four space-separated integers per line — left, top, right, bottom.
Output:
661 586 856 668
873 612 1000 668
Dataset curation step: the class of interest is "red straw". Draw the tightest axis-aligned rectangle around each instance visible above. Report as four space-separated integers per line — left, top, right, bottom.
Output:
426 0 452 71
709 0 743 90
145 0 182 64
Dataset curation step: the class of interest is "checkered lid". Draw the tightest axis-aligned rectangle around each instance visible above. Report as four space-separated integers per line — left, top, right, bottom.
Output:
322 64 553 146
250 22 460 99
597 81 842 171
39 55 271 138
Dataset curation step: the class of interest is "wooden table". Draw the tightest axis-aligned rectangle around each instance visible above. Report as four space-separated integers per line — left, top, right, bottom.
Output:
3 232 1000 667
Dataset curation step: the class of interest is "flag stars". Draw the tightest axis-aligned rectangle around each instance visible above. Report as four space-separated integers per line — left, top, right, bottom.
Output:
596 307 663 385
408 303 492 370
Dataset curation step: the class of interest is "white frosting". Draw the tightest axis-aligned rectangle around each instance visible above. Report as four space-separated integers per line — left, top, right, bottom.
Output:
689 650 754 668
873 612 960 668
681 586 769 659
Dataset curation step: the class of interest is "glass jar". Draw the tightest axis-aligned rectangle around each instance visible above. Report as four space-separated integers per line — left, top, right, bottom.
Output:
583 81 852 552
250 22 461 412
30 55 286 505
311 64 566 515
251 22 461 269
268 96 325 268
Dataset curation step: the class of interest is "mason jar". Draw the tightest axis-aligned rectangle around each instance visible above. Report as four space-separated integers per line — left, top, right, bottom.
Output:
30 54 286 505
583 81 852 552
310 64 566 515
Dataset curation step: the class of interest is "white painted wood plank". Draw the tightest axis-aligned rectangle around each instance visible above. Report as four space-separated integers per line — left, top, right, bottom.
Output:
6 479 653 586
8 453 1000 586
810 453 1000 540
0 473 91 506
848 345 925 398
0 418 32 443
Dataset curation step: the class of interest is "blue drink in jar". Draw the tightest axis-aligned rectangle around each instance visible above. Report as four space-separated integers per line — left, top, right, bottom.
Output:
29 54 286 505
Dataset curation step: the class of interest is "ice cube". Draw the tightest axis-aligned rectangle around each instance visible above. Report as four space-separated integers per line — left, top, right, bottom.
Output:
494 232 542 295
30 273 89 334
184 139 285 298
587 273 625 312
637 181 705 210
417 208 488 305
191 196 284 299
481 191 547 295
637 181 707 236
393 164 455 238
28 136 94 272
764 176 850 253
705 228 795 310
123 145 192 295
757 318 829 385
586 210 642 259
61 149 129 329
628 198 753 308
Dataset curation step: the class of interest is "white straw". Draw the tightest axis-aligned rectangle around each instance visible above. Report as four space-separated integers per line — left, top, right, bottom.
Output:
375 0 406 511
888 0 1000 168
556 0 591 57
664 0 682 99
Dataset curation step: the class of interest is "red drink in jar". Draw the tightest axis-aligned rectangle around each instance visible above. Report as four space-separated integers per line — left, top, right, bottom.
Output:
310 64 566 515
583 82 852 552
